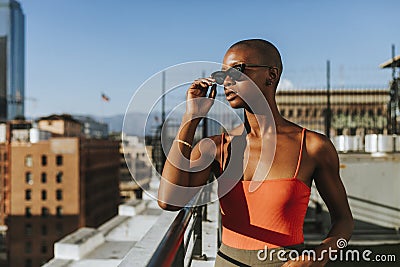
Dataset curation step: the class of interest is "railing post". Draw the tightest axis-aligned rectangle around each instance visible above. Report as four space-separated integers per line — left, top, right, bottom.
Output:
217 205 222 249
202 176 213 221
192 205 207 260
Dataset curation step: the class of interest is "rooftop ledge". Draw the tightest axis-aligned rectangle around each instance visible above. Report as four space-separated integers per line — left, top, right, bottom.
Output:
43 197 160 266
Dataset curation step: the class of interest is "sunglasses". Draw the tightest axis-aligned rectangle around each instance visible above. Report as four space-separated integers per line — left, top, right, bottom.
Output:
211 63 276 85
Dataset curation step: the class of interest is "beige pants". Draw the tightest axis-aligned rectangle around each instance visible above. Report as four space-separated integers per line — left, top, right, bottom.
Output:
214 243 305 267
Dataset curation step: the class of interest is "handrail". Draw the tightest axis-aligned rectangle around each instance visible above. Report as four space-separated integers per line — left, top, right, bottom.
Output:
347 195 400 212
147 188 205 267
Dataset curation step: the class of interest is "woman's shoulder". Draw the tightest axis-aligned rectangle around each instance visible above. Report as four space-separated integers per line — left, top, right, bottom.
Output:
304 129 338 159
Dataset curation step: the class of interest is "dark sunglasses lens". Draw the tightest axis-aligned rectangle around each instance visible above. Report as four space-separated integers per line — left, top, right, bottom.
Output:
211 71 226 85
227 66 243 81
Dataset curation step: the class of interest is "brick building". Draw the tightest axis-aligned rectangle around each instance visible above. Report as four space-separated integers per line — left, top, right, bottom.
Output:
0 118 120 267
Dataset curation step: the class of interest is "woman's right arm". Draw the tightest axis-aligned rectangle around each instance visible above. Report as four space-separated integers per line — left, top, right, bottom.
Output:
158 78 217 211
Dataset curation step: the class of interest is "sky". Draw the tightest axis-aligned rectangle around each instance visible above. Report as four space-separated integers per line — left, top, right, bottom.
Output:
18 0 400 118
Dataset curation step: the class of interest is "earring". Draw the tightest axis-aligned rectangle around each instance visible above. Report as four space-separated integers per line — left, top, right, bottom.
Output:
266 80 272 86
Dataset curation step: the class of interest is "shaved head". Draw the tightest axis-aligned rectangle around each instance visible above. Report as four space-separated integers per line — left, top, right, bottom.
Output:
228 39 283 74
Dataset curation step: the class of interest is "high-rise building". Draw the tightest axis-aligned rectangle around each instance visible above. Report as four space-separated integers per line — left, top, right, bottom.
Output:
0 0 25 121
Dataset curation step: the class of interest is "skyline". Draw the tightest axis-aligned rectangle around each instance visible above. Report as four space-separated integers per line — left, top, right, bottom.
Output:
18 0 400 118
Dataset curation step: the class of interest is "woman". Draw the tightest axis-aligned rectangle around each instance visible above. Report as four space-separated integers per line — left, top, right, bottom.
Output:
158 39 353 266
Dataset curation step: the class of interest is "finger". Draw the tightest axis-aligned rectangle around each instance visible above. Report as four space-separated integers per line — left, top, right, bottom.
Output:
204 77 216 83
198 78 213 86
208 84 217 99
189 81 209 91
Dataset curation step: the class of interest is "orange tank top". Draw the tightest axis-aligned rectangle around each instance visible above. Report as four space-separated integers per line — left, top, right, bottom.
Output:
218 128 311 250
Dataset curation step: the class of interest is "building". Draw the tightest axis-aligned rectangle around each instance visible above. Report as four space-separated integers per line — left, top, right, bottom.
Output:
276 88 390 136
0 119 120 267
119 135 152 201
0 130 8 226
0 0 25 121
37 114 82 137
73 115 108 139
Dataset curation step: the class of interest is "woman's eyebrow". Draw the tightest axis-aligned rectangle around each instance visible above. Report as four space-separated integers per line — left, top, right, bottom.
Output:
222 62 243 71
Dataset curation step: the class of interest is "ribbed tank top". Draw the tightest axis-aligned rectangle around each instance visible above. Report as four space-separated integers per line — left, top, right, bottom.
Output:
218 128 311 249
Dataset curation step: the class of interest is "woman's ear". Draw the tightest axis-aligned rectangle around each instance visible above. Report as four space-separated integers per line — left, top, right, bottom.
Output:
269 68 278 81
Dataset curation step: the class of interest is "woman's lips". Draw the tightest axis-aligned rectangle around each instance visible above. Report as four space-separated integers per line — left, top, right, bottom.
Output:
225 89 238 101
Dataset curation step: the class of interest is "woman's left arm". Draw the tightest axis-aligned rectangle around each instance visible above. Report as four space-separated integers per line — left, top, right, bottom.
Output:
283 134 354 267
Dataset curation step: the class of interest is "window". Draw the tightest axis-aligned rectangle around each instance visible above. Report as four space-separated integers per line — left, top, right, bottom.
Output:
41 242 47 254
41 190 47 200
56 172 63 183
25 189 32 201
288 109 294 117
56 155 63 166
56 223 63 236
25 207 32 218
25 258 32 267
25 224 32 236
25 172 33 185
297 109 303 117
56 189 62 201
25 155 33 167
25 242 32 253
41 172 47 183
41 225 47 236
56 206 63 217
41 207 49 217
41 155 47 166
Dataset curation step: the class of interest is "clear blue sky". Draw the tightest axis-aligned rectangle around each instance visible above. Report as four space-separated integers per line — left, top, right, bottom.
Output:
19 0 400 117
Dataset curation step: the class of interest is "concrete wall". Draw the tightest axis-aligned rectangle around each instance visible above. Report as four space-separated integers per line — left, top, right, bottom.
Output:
311 153 400 229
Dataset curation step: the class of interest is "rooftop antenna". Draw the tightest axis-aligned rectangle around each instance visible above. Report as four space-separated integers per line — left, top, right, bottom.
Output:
325 60 331 138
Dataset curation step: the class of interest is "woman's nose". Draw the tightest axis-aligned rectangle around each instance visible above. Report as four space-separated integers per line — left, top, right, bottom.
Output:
223 75 235 87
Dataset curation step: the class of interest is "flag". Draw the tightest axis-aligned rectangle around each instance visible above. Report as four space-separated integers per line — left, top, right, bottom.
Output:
101 93 110 102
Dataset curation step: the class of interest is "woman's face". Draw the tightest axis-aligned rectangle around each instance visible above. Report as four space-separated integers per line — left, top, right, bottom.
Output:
222 48 268 109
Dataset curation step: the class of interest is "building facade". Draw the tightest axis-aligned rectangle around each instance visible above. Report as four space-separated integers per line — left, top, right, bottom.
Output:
276 88 390 136
119 135 152 201
37 114 82 137
0 119 120 267
0 0 25 121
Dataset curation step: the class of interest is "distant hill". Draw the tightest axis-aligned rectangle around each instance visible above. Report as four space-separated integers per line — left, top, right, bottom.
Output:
94 112 161 136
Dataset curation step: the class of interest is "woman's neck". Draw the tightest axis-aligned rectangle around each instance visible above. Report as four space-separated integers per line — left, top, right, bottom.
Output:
244 97 286 138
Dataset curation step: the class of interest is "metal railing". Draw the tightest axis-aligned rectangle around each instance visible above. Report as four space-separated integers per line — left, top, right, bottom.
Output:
147 187 210 267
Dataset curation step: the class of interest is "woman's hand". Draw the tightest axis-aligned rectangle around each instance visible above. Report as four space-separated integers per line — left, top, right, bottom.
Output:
185 78 217 118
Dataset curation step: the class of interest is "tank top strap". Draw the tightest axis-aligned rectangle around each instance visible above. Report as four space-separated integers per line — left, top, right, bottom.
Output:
220 133 225 172
293 128 306 179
